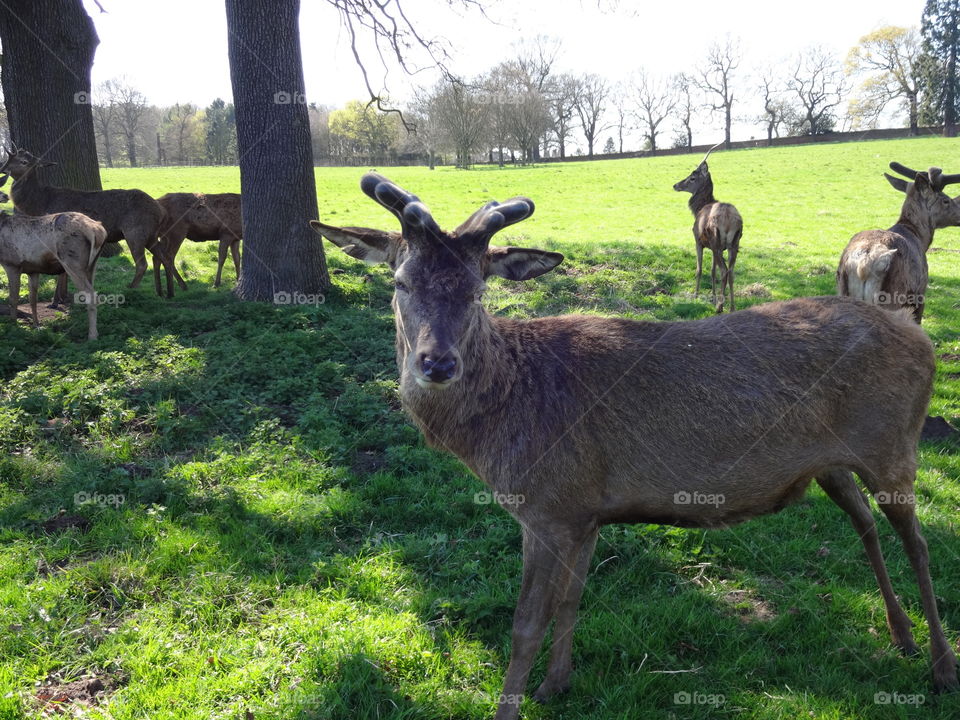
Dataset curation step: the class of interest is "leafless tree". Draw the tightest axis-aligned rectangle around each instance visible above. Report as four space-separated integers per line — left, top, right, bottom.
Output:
632 70 676 152
758 67 791 144
162 103 200 164
672 73 696 149
513 35 560 157
106 78 149 167
545 73 579 158
484 66 514 165
427 78 489 167
610 82 631 153
573 73 610 158
694 36 741 148
790 45 850 135
92 79 119 168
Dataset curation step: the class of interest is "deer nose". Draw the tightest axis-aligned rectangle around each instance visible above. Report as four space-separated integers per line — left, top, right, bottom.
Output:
420 354 458 383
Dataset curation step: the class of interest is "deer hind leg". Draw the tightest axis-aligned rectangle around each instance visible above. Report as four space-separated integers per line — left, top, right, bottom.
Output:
66 265 98 341
27 273 41 327
215 234 233 287
532 526 600 702
230 238 242 281
876 476 958 691
495 525 583 720
51 273 69 308
816 470 917 655
726 242 738 313
127 236 150 290
713 253 729 313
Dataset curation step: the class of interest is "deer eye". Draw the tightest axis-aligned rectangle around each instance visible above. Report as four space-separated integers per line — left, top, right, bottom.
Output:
393 278 410 292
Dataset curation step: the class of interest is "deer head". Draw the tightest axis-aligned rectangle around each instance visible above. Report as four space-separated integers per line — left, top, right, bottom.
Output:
311 172 563 389
0 146 54 180
884 162 960 232
673 141 723 193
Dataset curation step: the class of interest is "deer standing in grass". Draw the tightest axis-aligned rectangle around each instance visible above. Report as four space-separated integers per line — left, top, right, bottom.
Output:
673 143 743 312
0 211 106 340
312 173 956 720
838 163 960 323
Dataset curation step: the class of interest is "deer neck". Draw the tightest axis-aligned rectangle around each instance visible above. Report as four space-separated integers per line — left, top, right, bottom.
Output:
895 202 936 251
688 178 716 216
10 168 49 216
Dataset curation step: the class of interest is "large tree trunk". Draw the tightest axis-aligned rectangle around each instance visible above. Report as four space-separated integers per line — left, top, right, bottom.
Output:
0 0 101 190
226 0 329 301
945 10 958 137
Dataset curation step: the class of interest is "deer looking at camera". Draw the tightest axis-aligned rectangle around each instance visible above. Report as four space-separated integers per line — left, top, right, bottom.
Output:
837 162 960 323
312 173 955 720
673 142 743 312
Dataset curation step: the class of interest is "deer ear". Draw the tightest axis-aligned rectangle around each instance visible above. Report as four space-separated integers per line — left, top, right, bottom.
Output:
884 173 909 193
485 246 563 281
310 220 400 265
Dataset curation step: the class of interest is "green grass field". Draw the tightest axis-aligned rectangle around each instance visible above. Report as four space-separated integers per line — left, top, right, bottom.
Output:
1 136 960 719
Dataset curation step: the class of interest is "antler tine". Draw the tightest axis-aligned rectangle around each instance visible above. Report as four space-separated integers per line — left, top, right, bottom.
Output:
701 140 724 165
938 172 960 187
455 197 536 239
889 161 921 180
360 172 420 224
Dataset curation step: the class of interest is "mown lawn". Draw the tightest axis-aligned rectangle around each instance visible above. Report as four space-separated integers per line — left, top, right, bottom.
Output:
1 136 960 719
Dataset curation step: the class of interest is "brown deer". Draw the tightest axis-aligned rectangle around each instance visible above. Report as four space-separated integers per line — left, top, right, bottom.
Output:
0 145 174 297
837 163 960 323
0 210 106 340
311 173 956 720
153 192 243 296
673 142 743 312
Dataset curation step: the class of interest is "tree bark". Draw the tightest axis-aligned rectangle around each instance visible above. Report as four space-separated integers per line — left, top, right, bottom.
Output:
225 0 329 301
945 6 958 137
0 0 101 190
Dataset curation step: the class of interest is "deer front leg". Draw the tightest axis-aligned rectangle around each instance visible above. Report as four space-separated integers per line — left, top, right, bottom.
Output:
714 255 729 313
532 526 599 702
495 526 580 720
3 265 20 323
710 252 719 306
694 242 704 298
215 235 232 287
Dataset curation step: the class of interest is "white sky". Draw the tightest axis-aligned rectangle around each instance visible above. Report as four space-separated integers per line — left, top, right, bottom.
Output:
82 0 924 147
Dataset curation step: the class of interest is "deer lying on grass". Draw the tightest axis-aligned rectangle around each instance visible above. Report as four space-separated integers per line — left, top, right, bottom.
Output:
673 142 743 312
0 145 174 297
312 173 956 720
0 210 106 340
838 163 960 323
152 192 243 295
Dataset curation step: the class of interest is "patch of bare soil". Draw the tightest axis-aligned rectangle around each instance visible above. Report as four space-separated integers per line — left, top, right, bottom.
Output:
353 450 388 475
0 302 67 324
35 673 117 713
721 588 777 623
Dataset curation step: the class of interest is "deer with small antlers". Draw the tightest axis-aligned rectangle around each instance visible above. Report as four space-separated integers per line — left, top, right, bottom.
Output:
312 173 956 720
673 142 743 312
837 162 960 323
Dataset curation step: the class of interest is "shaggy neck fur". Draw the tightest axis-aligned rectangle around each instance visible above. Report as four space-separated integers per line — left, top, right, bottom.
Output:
688 175 716 216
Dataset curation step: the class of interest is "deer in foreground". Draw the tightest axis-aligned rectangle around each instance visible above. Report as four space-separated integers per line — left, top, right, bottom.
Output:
837 163 960 323
0 210 106 340
673 142 743 312
153 192 243 296
311 173 956 720
0 145 175 297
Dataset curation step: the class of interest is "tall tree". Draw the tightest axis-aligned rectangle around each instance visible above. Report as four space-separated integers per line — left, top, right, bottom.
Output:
921 0 960 136
610 82 631 153
163 103 201 164
0 0 101 190
632 70 676 153
695 36 741 149
225 0 328 300
205 98 236 165
790 46 849 135
757 67 790 144
846 26 923 134
427 78 489 168
112 80 148 167
92 80 119 168
672 73 695 149
545 73 579 159
573 73 609 159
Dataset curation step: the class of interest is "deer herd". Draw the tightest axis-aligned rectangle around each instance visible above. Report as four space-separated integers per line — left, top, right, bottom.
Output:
4 142 960 716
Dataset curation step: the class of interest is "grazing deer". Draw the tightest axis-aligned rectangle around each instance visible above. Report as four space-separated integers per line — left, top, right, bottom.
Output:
837 163 960 323
153 192 243 296
673 142 743 312
312 173 956 720
0 145 174 297
0 210 106 340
